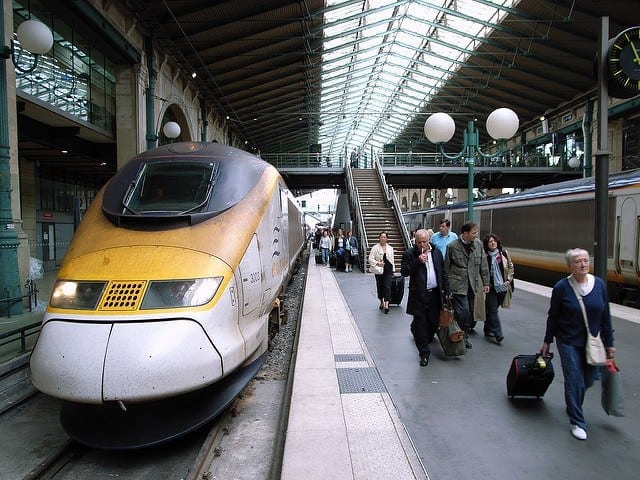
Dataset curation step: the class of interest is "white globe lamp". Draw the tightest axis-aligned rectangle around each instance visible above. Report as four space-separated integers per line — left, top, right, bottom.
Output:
17 19 53 54
163 121 181 139
424 112 456 143
486 108 519 140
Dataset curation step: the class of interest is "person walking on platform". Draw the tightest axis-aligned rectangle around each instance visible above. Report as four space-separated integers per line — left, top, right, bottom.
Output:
314 226 322 250
334 228 346 270
483 233 514 344
345 230 358 272
431 218 458 258
444 221 489 349
368 231 395 314
319 229 332 266
540 248 615 441
401 229 450 366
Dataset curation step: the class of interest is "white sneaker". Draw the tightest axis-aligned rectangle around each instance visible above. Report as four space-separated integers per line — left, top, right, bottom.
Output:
570 425 587 440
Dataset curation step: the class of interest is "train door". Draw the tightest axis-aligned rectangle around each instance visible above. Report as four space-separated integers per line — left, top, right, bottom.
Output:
238 234 263 316
238 233 268 358
615 195 639 277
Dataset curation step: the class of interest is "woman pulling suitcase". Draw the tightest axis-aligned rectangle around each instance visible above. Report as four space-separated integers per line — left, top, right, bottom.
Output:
368 231 395 314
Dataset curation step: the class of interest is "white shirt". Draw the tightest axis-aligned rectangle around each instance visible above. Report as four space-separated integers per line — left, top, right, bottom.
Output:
425 250 438 289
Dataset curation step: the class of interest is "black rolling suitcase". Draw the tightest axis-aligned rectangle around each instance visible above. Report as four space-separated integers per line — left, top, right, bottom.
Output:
315 251 323 265
390 275 405 305
507 353 554 398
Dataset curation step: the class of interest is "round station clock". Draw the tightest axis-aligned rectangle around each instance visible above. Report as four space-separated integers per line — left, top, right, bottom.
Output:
607 26 640 98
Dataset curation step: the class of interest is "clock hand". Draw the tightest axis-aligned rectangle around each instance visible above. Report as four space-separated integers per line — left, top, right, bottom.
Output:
630 40 640 65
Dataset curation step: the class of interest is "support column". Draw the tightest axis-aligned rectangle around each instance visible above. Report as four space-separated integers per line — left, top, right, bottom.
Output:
0 0 22 314
116 64 141 168
144 37 157 150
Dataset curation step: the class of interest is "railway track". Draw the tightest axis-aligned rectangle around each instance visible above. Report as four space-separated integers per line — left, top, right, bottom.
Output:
17 407 233 480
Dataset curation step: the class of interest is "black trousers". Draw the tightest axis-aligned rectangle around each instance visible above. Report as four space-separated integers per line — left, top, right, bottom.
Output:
410 289 439 357
375 272 393 301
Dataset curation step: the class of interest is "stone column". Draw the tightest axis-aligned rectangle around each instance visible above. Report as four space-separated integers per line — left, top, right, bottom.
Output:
115 64 142 169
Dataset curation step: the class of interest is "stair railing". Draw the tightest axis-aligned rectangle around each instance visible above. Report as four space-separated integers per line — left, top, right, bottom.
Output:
388 185 411 249
373 158 411 249
345 166 369 272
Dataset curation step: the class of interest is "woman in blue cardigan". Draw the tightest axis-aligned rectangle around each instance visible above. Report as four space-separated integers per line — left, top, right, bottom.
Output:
540 248 615 441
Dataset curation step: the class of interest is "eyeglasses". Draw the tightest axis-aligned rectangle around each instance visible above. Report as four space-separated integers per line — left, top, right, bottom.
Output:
573 259 589 265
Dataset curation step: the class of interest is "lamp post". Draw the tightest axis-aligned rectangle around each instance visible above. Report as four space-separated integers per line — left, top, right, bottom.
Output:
1 9 53 315
424 108 519 222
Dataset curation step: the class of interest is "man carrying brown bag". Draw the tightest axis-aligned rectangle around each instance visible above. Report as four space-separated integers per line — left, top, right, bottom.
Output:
401 229 451 366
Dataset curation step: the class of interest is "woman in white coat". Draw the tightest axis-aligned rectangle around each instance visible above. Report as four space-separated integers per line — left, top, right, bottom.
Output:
368 231 395 313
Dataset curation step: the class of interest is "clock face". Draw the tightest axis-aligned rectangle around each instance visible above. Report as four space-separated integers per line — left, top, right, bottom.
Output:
608 27 640 92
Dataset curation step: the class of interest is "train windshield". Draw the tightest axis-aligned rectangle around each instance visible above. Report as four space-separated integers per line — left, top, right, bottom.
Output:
122 161 219 215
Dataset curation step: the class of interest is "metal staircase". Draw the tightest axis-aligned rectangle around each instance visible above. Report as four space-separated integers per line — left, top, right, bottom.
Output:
349 167 408 273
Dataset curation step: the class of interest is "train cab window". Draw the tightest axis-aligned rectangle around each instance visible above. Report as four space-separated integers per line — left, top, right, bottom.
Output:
124 161 219 214
102 144 269 226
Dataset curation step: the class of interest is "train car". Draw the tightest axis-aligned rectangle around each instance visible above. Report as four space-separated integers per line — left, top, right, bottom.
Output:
403 169 640 306
30 142 306 449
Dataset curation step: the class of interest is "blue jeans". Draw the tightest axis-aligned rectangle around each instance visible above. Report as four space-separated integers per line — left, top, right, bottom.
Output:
556 341 600 430
321 247 329 265
484 288 505 337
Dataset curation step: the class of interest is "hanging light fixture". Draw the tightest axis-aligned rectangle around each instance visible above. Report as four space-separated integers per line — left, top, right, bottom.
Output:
10 19 54 74
162 121 181 140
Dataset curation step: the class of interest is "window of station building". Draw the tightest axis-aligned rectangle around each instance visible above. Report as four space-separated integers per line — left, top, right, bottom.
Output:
37 170 98 214
13 1 117 135
565 132 585 167
622 117 640 171
520 131 583 168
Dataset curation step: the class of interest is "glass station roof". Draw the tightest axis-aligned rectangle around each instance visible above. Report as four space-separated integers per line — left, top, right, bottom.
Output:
318 0 517 157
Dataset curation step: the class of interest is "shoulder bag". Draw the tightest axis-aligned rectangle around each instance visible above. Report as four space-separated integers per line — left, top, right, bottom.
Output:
349 239 359 257
369 264 383 274
568 276 607 366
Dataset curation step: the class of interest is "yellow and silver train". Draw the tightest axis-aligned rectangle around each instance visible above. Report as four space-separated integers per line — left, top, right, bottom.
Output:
30 142 306 448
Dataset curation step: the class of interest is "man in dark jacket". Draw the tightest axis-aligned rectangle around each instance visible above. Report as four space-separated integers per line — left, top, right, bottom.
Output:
401 229 450 366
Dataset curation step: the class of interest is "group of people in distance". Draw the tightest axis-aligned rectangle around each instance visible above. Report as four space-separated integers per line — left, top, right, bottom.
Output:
369 218 616 441
315 226 359 272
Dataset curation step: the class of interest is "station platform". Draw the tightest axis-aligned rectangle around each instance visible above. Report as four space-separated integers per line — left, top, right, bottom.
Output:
281 251 640 480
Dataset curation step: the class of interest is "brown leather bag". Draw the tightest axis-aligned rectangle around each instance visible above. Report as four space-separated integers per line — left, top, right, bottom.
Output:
439 300 464 343
439 305 454 328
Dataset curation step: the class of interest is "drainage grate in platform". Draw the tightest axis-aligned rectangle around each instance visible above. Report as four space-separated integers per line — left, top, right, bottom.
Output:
336 367 386 394
334 354 366 363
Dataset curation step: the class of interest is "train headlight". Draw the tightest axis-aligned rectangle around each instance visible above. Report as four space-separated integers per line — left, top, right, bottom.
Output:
141 277 222 309
49 281 107 309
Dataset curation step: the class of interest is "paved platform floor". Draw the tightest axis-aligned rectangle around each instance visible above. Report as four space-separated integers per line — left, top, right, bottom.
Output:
281 252 640 480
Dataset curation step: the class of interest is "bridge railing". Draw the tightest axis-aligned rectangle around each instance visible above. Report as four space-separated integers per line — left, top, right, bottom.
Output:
262 151 580 172
262 153 346 169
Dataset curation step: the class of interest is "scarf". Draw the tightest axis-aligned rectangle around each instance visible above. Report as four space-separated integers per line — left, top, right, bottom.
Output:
489 249 507 293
